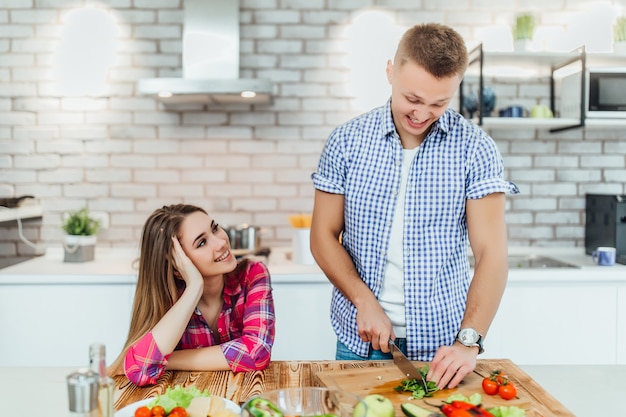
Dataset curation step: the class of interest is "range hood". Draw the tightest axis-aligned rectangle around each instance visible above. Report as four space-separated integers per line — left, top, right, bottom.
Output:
137 0 272 105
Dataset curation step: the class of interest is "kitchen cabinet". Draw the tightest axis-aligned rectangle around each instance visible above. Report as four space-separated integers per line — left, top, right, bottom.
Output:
618 287 626 364
0 279 135 367
2 248 625 366
483 274 626 365
0 275 337 366
461 45 626 132
270 276 336 360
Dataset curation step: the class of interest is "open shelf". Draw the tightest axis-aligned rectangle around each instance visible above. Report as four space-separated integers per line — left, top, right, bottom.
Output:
0 205 43 223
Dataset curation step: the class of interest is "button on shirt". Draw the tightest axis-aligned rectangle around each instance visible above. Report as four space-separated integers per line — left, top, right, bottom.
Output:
124 260 275 386
311 100 519 360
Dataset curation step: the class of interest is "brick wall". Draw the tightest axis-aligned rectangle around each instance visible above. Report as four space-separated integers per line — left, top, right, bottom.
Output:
1 0 625 266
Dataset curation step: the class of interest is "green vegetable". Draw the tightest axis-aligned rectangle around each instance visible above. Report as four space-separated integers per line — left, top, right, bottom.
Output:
487 406 526 417
245 398 284 417
445 393 482 406
394 365 438 399
401 402 443 417
147 385 211 414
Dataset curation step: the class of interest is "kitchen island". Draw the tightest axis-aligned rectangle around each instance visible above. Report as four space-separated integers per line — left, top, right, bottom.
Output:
2 362 624 417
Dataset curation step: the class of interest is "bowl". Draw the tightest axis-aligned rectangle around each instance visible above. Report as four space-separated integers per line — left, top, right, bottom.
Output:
241 387 366 417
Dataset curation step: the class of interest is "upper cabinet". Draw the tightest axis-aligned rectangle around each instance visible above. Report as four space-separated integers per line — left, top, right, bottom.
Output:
460 44 626 133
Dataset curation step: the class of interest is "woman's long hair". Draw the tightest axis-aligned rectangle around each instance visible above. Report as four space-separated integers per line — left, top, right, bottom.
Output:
109 204 206 375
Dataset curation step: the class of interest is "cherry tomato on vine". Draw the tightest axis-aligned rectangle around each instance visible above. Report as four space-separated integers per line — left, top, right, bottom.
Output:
491 370 508 385
499 382 518 400
133 406 152 417
482 377 499 395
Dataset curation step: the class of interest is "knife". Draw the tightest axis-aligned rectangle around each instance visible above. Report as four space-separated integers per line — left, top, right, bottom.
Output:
389 339 429 390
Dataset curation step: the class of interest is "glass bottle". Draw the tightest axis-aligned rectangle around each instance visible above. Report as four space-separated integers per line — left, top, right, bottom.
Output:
89 343 114 417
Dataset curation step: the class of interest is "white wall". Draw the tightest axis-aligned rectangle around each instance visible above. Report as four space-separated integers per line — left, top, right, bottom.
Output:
1 0 625 265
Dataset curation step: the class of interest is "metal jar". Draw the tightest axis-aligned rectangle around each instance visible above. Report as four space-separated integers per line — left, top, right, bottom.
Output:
224 224 261 251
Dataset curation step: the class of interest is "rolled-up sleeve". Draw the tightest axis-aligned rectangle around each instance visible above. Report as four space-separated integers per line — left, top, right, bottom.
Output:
124 332 170 386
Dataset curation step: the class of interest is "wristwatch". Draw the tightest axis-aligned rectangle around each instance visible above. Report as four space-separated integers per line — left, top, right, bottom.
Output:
456 328 484 354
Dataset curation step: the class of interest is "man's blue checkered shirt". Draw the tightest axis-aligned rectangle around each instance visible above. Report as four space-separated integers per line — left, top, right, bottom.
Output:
312 100 519 360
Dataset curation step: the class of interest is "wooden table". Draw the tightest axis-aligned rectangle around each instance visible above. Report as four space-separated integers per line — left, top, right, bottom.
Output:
114 359 574 417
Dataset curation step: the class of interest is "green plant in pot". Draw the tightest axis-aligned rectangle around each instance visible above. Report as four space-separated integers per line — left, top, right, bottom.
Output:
614 16 626 52
512 13 535 51
62 207 100 262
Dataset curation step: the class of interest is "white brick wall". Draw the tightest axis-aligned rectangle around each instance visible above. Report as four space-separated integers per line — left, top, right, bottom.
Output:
1 0 625 266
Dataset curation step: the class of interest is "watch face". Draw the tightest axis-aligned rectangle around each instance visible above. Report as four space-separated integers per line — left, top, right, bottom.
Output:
458 328 479 344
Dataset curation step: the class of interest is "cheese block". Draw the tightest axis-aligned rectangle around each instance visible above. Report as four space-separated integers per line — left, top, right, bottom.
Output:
187 397 212 417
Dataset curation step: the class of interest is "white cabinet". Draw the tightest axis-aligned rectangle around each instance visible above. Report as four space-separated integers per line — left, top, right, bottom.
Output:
270 277 336 360
0 280 135 367
483 279 624 365
618 287 626 364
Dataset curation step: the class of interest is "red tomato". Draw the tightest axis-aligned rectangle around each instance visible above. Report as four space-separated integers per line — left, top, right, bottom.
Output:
482 377 499 395
169 407 188 417
133 406 152 417
151 405 166 416
499 382 518 400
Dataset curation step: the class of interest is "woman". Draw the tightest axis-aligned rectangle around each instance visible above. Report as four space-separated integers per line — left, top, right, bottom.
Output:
110 204 275 386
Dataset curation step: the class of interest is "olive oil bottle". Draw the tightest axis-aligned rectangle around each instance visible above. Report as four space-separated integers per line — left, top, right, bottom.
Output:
89 343 114 417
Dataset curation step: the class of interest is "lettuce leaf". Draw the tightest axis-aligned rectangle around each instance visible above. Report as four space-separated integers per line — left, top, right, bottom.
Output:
487 405 526 417
147 385 211 413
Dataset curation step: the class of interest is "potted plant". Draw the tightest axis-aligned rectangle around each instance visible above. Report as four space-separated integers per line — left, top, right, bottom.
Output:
62 207 100 262
512 13 535 51
614 16 626 53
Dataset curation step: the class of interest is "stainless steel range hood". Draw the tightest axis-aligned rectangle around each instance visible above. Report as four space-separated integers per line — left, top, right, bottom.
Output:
137 0 272 105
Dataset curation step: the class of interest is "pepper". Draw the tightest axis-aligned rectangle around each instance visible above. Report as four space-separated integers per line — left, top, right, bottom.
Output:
449 401 476 410
245 398 284 417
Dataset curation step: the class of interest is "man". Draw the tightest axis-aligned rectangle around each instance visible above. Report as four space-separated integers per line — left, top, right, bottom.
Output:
310 22 519 389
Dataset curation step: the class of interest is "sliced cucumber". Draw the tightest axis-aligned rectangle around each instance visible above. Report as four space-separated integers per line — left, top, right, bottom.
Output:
400 402 443 417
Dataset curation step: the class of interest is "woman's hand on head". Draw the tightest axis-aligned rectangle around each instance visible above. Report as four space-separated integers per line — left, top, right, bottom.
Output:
171 237 203 289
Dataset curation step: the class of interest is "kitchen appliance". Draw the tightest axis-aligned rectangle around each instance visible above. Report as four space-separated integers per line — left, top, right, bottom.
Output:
137 0 272 105
560 67 626 119
585 193 626 265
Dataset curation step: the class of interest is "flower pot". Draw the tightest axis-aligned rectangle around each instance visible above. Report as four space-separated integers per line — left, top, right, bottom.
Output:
614 41 626 53
63 235 97 262
514 39 532 52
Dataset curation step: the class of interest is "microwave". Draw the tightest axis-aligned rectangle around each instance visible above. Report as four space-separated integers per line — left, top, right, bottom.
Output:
560 67 626 119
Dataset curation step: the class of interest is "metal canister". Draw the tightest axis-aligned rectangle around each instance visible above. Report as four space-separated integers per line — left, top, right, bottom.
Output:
67 368 98 416
239 225 260 250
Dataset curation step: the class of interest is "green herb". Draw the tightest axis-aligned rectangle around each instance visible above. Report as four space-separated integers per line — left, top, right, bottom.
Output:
62 207 100 236
394 365 438 399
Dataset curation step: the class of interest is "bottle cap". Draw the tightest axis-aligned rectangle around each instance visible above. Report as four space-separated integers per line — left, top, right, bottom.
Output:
67 368 98 413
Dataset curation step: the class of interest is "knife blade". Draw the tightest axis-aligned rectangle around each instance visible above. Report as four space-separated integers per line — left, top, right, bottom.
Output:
389 339 429 390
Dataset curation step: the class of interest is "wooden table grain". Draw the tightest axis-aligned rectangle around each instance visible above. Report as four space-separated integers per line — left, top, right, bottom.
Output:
114 359 574 417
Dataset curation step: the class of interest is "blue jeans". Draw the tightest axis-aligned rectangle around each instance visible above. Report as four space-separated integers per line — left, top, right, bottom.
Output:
335 338 407 360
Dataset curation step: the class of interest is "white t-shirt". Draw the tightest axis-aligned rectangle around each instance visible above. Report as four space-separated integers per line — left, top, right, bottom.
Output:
379 146 419 338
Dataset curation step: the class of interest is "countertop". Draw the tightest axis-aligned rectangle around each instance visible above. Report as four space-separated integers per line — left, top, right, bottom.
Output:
1 246 625 285
1 364 623 417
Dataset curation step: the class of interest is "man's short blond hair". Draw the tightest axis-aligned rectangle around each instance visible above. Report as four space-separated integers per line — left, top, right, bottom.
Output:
394 23 468 79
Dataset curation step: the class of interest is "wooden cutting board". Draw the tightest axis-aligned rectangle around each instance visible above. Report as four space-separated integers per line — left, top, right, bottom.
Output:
315 362 530 415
